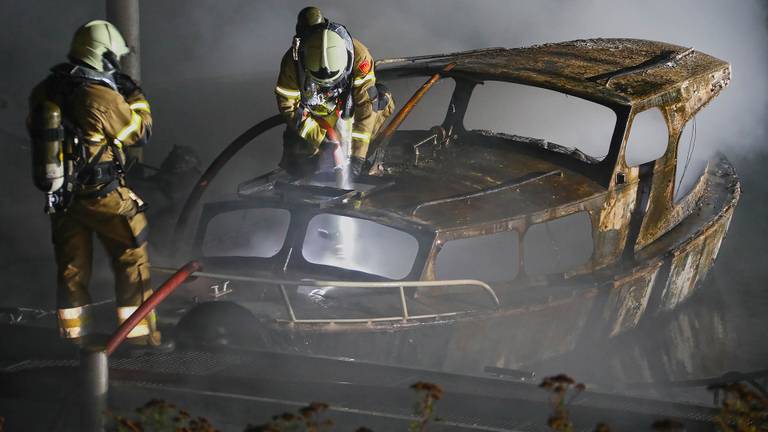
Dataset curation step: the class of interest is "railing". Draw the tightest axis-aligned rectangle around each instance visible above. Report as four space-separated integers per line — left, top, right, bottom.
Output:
411 170 562 216
152 267 500 325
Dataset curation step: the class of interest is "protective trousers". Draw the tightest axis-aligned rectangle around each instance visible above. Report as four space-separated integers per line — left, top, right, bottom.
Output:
52 186 154 339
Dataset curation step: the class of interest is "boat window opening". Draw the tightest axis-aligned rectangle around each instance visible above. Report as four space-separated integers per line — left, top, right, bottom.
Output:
464 81 616 161
387 76 455 130
202 208 290 258
435 231 520 282
625 108 668 167
302 214 419 279
523 211 594 276
674 118 706 203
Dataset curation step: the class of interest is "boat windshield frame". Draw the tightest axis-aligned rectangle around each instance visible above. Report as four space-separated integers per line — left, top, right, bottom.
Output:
193 198 436 281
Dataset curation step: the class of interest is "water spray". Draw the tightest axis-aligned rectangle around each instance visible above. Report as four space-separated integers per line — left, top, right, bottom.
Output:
313 116 353 190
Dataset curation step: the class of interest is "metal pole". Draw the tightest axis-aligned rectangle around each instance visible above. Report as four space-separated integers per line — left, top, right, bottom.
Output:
79 261 200 430
399 286 409 321
279 284 298 322
80 347 108 432
106 0 141 81
107 0 143 173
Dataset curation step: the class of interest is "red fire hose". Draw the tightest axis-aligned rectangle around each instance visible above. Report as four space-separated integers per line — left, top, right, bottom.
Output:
313 116 339 142
368 63 456 174
312 116 345 168
105 260 202 356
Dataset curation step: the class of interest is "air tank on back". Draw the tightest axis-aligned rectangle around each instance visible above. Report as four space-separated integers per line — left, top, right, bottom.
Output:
30 101 65 194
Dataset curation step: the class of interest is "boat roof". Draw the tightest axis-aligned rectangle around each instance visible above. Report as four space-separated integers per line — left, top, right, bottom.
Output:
356 132 605 232
238 132 606 233
376 38 730 108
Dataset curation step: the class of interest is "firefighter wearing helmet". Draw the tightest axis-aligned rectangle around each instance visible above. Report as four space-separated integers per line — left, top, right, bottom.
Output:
27 20 169 349
275 7 395 178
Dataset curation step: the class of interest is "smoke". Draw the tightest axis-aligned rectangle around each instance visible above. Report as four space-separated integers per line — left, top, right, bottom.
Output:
4 1 764 177
0 0 766 402
137 0 767 158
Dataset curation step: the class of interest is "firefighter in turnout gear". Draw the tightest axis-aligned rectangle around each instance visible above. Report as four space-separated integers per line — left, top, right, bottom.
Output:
276 7 395 178
27 20 166 348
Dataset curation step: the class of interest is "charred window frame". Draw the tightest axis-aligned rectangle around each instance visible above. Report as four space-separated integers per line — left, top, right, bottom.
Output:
434 230 521 282
193 198 299 271
288 209 435 281
194 200 435 281
623 107 670 168
442 77 631 189
430 210 596 284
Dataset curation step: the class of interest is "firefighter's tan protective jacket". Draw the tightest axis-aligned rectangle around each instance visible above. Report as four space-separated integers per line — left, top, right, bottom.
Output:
275 38 378 159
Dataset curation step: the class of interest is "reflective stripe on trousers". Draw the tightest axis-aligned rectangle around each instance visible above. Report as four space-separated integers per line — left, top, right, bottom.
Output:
117 306 153 338
57 306 86 339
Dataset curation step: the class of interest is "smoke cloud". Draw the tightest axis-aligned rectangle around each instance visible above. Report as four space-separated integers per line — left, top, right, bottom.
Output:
0 0 766 399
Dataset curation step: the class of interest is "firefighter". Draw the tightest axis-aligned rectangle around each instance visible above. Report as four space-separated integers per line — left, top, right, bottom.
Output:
275 7 395 178
27 20 167 348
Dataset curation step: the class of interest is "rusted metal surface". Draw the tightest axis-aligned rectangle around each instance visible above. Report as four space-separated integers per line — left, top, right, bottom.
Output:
170 39 739 366
376 39 730 109
369 63 456 174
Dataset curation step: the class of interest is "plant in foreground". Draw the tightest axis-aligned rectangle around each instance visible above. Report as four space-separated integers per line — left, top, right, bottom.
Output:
539 374 586 432
650 418 685 432
709 382 768 432
409 381 444 432
592 422 611 432
100 375 768 431
106 398 218 432
244 401 334 432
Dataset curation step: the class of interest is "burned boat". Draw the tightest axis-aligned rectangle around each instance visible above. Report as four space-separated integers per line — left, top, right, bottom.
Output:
165 39 739 371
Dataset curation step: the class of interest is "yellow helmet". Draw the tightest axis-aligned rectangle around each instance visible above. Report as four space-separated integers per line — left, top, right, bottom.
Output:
301 28 350 87
68 20 130 72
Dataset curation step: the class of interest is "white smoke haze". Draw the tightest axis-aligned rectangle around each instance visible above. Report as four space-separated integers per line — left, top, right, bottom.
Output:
0 0 766 407
2 1 765 168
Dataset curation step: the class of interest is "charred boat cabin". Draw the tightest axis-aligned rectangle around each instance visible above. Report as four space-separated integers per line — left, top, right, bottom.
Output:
168 39 738 366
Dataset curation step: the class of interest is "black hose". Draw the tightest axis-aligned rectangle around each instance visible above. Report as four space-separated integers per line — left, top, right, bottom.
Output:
172 114 283 251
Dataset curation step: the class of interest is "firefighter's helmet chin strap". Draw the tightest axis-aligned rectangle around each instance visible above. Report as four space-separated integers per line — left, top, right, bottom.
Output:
101 51 122 74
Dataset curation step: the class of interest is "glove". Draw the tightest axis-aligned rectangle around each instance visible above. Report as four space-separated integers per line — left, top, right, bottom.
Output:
292 105 307 131
114 72 141 98
349 156 366 177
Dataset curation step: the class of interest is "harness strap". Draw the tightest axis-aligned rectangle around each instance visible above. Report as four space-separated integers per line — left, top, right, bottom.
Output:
76 143 109 185
74 178 120 199
79 161 118 185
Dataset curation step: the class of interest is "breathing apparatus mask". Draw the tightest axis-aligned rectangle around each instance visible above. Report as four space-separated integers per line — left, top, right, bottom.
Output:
302 78 346 116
